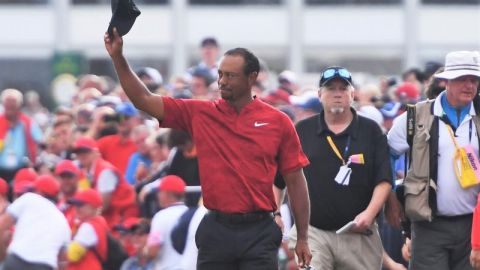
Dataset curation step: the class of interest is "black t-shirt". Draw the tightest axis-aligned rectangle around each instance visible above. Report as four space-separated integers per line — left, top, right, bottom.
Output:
274 170 286 190
168 149 201 207
296 110 391 231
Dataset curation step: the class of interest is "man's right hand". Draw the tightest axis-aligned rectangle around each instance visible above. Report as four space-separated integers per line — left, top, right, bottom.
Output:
295 239 312 268
401 238 411 262
104 27 123 59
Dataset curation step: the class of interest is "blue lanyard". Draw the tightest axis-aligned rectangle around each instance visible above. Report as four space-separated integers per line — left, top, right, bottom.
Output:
469 119 472 143
344 136 351 159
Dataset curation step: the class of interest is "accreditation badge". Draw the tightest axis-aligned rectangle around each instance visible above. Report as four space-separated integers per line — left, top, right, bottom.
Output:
335 165 352 186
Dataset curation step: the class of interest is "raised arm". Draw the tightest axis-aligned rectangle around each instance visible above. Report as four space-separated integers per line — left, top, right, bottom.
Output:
104 28 165 121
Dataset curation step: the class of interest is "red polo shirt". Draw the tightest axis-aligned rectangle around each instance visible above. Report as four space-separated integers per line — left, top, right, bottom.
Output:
97 135 136 175
161 96 309 213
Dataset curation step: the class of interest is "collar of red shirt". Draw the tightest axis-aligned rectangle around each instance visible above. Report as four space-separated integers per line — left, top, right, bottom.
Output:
216 96 262 115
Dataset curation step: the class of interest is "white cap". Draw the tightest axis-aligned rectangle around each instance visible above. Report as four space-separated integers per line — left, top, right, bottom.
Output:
434 51 480 80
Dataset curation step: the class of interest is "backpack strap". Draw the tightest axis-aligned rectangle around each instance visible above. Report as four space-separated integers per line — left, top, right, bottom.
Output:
405 104 416 176
406 104 416 149
471 114 480 156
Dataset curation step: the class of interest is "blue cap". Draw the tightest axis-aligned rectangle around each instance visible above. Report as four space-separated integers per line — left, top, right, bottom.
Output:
115 102 139 117
297 96 323 113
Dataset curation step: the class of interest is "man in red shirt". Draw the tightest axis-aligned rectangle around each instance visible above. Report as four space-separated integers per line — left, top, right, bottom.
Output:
0 89 41 182
73 137 138 230
97 102 138 175
55 160 81 230
105 28 312 269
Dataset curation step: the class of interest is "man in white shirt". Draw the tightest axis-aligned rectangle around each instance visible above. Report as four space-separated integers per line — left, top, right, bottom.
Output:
146 175 188 270
187 37 220 81
388 51 480 270
0 175 71 270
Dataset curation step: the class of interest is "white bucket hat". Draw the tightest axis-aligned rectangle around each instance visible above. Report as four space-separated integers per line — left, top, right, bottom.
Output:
434 51 480 80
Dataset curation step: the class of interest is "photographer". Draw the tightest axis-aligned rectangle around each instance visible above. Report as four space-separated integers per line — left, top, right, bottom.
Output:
97 102 139 175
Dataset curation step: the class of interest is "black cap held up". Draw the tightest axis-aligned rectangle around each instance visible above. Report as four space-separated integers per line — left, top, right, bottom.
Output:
107 0 141 37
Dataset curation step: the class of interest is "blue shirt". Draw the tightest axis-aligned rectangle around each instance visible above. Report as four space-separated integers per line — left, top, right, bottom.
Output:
0 120 42 169
389 152 405 190
441 94 471 129
120 256 155 270
125 152 152 185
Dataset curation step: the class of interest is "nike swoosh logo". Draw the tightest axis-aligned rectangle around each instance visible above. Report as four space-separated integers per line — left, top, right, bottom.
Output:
254 122 269 127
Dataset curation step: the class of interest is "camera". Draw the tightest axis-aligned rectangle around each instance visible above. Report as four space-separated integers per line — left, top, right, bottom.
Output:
387 77 397 87
103 113 121 123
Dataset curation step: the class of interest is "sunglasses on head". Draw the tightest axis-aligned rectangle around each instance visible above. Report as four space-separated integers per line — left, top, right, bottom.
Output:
322 68 351 81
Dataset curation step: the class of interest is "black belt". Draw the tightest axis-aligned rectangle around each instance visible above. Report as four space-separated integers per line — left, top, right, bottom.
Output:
211 210 274 224
435 213 473 220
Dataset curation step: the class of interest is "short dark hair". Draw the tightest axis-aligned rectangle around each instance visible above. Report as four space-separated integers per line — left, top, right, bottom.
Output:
224 48 260 76
402 68 425 83
192 67 215 86
201 37 218 48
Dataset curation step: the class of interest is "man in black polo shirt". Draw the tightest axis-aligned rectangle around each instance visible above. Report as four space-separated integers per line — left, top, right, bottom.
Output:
289 66 392 270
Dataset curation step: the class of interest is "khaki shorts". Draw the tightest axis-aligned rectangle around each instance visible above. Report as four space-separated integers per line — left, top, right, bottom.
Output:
288 224 383 270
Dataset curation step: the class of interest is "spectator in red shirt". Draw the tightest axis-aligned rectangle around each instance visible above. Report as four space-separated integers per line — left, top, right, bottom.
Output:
55 160 81 230
105 29 312 269
97 102 139 175
67 189 108 270
73 137 138 230
0 89 42 182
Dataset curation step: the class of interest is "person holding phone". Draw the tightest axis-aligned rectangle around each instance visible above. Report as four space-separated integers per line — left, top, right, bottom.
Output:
289 66 391 270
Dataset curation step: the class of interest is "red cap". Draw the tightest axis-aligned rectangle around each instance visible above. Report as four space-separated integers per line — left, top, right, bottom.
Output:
0 178 8 196
34 175 60 197
395 82 420 101
13 168 38 184
13 181 33 195
13 168 38 194
55 160 80 176
73 137 98 152
69 189 103 208
122 217 141 230
159 175 186 194
261 89 291 106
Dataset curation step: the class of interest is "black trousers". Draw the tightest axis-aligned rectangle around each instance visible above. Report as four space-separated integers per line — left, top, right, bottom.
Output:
0 167 23 201
3 253 54 270
0 167 23 183
410 214 473 270
195 211 282 270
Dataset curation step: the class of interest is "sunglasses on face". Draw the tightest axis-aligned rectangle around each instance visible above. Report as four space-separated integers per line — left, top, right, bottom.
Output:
322 68 352 81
